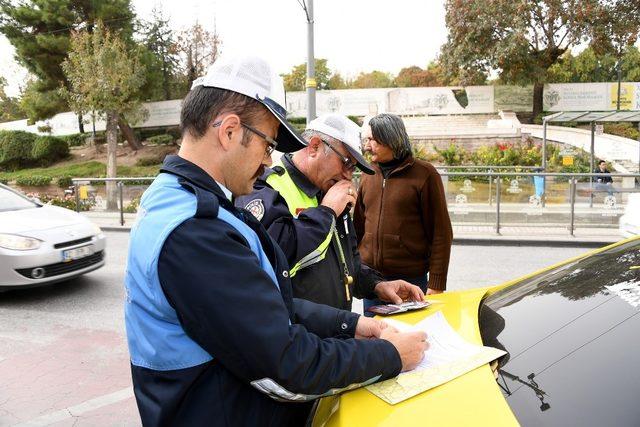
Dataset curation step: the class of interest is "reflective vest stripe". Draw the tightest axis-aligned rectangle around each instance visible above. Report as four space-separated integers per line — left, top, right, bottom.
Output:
266 163 334 277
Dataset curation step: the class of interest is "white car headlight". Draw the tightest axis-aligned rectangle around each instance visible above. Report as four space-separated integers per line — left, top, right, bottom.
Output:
0 233 42 250
91 223 103 236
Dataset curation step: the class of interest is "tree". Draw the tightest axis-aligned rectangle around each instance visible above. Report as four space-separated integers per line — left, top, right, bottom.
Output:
440 0 608 120
394 62 456 87
175 22 222 89
350 70 395 89
62 22 145 210
547 46 640 82
281 58 336 91
139 7 180 100
0 77 25 121
0 0 135 126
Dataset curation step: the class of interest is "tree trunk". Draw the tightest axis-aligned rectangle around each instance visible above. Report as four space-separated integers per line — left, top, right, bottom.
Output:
77 113 85 134
118 117 142 151
532 82 544 124
106 111 119 211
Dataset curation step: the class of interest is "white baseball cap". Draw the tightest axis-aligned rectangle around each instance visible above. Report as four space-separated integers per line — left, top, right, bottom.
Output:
307 113 374 175
191 55 307 153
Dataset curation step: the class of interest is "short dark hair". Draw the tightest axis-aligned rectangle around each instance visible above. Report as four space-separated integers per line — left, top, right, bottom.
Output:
598 160 606 165
180 86 269 140
369 113 412 159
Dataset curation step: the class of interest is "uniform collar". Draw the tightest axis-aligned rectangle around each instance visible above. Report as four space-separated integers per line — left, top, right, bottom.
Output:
160 155 231 201
281 153 321 199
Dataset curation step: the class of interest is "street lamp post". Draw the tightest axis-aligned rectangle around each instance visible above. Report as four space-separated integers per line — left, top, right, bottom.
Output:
304 0 316 123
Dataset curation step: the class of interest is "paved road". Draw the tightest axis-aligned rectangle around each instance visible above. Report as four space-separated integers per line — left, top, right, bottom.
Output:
0 231 591 426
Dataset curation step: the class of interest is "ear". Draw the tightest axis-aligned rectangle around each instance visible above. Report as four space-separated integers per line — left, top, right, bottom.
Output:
215 114 241 151
306 135 323 158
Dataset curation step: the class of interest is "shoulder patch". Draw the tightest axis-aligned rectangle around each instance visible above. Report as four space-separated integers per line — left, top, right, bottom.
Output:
245 199 265 221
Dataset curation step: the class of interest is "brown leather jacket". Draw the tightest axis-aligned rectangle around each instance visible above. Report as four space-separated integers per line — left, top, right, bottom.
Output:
354 156 453 290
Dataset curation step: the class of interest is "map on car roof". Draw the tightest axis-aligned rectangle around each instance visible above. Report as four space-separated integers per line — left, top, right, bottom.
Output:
366 311 506 405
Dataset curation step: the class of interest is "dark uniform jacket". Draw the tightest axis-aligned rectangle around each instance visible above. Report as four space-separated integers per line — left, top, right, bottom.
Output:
235 154 383 311
125 156 402 427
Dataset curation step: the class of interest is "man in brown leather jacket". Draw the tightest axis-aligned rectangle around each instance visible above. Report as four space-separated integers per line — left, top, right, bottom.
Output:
355 114 453 316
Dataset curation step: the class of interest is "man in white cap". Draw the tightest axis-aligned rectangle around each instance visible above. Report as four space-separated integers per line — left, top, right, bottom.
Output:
236 113 425 311
124 57 427 426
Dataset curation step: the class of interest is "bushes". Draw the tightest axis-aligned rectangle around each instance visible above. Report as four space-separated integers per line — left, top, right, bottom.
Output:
57 176 73 188
32 135 69 166
603 122 639 141
146 134 174 145
0 131 69 170
435 143 467 165
61 133 88 147
0 130 37 170
15 175 52 186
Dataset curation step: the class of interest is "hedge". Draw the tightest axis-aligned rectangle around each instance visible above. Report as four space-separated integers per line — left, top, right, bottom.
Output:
0 130 37 170
32 135 69 166
147 134 174 145
61 133 88 147
15 175 52 186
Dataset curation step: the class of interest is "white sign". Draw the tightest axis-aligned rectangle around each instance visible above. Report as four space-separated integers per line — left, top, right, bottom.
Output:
286 88 389 118
543 83 610 111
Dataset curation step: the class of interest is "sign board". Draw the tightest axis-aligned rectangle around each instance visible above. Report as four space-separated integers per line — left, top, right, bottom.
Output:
544 82 640 112
562 155 574 166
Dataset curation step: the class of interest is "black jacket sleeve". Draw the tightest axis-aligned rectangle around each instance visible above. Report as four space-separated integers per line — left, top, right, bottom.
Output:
344 214 382 299
236 182 336 268
158 217 401 400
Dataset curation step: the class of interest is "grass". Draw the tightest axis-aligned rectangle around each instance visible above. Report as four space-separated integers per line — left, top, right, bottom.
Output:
0 161 161 182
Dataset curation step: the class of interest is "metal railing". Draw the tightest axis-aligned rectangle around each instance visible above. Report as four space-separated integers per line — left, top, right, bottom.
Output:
71 172 640 233
72 177 155 226
439 171 640 235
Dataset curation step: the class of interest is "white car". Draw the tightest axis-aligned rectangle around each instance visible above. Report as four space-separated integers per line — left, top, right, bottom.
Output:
619 193 640 238
0 184 106 289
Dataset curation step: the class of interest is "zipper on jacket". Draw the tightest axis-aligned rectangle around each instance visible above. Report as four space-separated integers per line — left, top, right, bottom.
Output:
376 178 386 269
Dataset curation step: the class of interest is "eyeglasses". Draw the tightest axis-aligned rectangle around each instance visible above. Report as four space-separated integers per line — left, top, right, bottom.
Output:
360 136 374 150
322 140 357 172
212 121 278 157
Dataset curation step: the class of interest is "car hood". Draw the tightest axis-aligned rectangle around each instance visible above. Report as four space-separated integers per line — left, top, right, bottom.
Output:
0 205 89 234
480 237 640 427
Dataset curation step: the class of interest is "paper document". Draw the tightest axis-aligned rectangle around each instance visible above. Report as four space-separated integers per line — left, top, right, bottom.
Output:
366 311 506 405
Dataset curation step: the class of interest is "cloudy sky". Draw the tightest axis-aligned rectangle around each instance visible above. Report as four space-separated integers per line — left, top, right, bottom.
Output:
0 0 449 96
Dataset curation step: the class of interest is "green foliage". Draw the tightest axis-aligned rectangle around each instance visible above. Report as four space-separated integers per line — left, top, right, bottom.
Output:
124 195 141 213
0 0 135 122
351 70 395 89
60 133 88 147
146 134 174 145
57 175 73 188
282 59 335 91
395 62 453 87
15 175 52 186
32 135 69 165
548 46 640 83
38 193 96 211
62 21 146 121
0 130 37 170
603 122 640 140
0 161 159 183
434 143 467 165
136 155 164 166
0 77 25 121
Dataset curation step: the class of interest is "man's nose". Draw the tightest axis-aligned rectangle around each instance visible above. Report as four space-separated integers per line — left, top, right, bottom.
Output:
343 167 354 180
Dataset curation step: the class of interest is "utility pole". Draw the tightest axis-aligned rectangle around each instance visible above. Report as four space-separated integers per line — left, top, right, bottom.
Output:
616 58 622 111
299 0 316 123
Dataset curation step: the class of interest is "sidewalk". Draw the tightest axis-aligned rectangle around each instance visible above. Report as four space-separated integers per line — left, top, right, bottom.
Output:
83 211 624 247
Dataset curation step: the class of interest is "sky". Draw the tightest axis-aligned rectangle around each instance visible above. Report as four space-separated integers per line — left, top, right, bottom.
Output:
0 0 449 97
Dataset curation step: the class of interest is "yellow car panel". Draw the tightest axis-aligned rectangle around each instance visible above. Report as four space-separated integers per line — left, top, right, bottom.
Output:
313 237 640 427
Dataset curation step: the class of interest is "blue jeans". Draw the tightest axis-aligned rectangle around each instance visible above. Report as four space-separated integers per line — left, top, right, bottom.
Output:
363 273 428 317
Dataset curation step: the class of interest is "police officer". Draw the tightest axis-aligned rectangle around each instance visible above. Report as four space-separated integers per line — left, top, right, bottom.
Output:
124 56 427 426
236 114 424 311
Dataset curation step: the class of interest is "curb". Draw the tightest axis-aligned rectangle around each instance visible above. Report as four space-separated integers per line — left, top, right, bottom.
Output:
453 236 619 248
99 225 619 248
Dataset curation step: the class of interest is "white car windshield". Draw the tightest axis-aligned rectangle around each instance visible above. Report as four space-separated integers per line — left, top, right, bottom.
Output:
0 186 38 212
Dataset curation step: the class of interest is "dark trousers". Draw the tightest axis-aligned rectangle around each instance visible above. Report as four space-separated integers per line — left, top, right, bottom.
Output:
362 273 428 317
